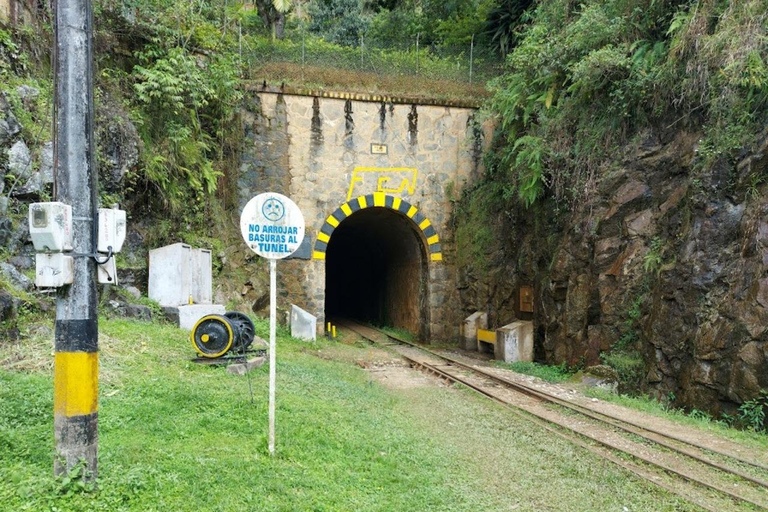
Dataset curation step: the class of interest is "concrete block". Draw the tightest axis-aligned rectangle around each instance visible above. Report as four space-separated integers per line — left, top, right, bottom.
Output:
462 311 487 351
190 248 212 304
496 321 534 363
290 304 317 341
177 304 226 331
148 243 213 306
226 357 266 375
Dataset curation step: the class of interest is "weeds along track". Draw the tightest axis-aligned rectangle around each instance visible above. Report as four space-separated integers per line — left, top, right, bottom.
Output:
339 320 768 512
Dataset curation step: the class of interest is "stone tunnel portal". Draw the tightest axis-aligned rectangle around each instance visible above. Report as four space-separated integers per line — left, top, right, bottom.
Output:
325 207 429 339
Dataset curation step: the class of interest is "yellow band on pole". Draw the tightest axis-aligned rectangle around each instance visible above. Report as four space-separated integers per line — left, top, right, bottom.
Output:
54 352 98 417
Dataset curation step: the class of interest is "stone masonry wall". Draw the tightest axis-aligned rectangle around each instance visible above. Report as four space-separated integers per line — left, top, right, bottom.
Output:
239 91 485 340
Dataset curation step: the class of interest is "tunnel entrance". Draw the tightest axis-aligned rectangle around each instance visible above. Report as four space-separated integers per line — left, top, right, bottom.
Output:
325 207 429 339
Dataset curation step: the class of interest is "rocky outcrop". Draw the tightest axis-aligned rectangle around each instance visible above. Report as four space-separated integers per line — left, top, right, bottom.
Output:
458 129 768 415
0 92 20 149
95 95 141 194
0 78 142 337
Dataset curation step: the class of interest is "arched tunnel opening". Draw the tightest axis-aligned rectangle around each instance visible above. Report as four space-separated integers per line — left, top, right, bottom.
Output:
325 207 429 339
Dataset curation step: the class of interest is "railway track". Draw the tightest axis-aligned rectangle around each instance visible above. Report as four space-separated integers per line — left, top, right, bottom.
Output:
338 320 768 512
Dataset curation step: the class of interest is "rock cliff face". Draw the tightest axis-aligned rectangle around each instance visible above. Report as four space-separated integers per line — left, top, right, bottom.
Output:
458 129 768 415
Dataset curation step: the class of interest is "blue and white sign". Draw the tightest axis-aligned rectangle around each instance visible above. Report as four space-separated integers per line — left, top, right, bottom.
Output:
240 193 305 260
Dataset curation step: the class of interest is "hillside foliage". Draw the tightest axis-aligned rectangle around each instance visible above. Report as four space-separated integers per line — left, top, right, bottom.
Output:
488 0 768 206
2 0 766 226
93 0 504 224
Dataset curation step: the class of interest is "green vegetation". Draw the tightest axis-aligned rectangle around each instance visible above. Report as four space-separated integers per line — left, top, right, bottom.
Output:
601 292 646 393
600 350 644 391
95 0 245 229
377 324 416 342
0 27 53 201
245 34 493 85
495 360 575 383
642 237 664 275
488 0 768 207
585 388 768 448
731 390 768 434
0 317 701 511
452 180 508 272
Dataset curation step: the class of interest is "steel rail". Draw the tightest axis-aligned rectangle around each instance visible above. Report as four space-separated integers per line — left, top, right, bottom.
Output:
338 320 768 511
382 326 768 476
404 355 768 511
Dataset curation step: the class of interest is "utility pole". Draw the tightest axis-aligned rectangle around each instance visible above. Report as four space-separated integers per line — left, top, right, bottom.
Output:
53 0 99 479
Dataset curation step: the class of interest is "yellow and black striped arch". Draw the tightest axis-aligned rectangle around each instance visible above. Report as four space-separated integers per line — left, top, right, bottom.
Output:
313 192 442 262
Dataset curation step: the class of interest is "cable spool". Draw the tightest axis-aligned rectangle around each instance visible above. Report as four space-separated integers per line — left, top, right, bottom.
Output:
191 312 257 358
225 311 255 352
191 315 234 358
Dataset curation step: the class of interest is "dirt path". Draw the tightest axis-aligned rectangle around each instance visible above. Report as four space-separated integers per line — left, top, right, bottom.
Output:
319 328 768 511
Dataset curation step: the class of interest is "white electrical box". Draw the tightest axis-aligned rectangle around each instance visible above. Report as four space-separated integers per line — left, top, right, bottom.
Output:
97 257 118 285
149 243 213 306
35 253 74 287
98 207 127 253
28 202 73 252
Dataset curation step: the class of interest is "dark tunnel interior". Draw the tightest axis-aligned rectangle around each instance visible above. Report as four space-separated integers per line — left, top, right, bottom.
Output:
325 207 428 337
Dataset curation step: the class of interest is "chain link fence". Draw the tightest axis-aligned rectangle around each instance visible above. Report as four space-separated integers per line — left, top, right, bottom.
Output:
240 31 502 100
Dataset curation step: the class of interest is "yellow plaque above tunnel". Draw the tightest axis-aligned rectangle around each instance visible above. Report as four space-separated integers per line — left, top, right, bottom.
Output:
313 193 442 262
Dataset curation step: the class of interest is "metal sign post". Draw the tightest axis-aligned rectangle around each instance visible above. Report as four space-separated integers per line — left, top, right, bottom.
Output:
268 257 276 454
240 193 305 456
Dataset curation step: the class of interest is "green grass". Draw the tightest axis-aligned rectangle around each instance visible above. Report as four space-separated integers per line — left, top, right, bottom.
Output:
0 317 701 511
376 325 416 343
494 360 575 383
584 389 768 450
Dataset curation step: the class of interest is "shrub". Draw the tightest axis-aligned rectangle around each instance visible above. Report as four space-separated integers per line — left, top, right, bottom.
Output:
488 0 768 207
738 390 768 433
600 349 644 392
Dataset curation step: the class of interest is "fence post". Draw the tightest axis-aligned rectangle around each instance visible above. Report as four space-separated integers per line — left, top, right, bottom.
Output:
238 22 242 75
416 32 420 75
469 34 474 85
360 35 364 69
302 28 306 80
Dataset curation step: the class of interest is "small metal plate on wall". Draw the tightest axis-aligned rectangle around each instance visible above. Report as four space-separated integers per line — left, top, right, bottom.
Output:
520 285 534 313
371 143 388 155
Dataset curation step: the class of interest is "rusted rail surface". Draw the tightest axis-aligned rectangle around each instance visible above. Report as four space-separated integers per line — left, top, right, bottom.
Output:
339 320 768 512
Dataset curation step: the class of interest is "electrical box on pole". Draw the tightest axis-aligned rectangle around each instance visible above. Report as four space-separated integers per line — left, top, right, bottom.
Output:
96 206 126 284
28 202 75 287
28 202 73 252
29 203 127 287
97 207 126 253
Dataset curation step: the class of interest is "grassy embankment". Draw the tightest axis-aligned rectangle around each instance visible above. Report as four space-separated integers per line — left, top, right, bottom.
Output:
0 317 712 511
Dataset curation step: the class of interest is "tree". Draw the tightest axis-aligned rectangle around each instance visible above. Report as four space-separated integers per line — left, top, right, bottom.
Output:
485 0 535 55
255 0 292 39
308 0 371 47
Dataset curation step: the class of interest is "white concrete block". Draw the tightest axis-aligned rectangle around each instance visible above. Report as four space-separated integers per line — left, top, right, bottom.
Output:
177 304 226 331
191 249 212 304
462 311 487 351
496 320 534 363
148 243 213 306
226 357 266 375
290 304 317 341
